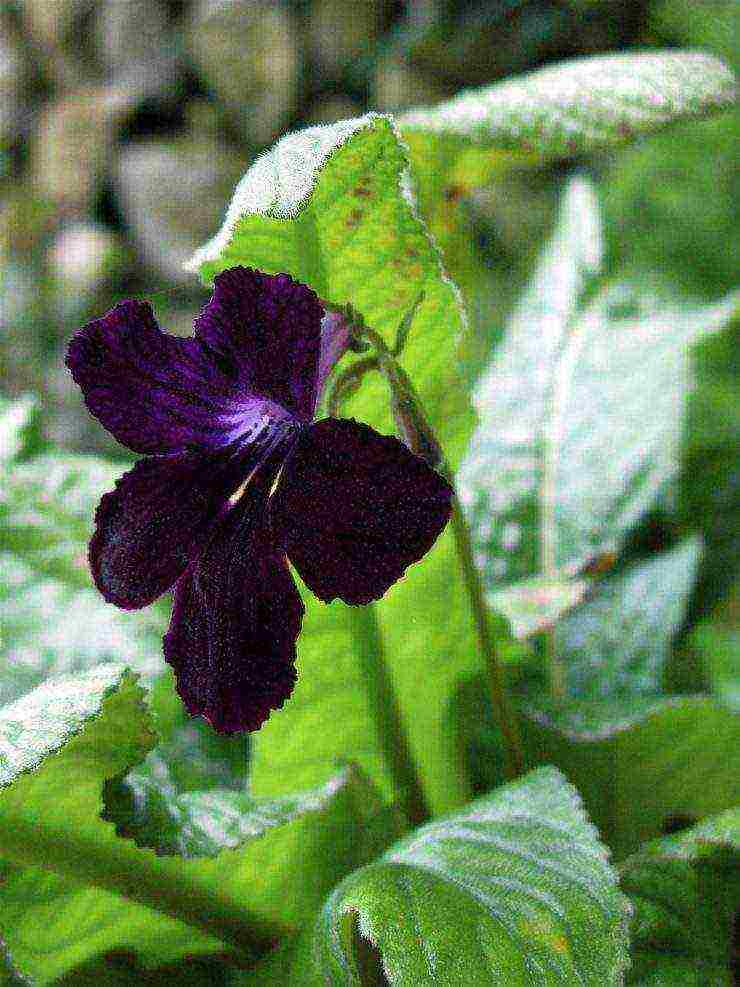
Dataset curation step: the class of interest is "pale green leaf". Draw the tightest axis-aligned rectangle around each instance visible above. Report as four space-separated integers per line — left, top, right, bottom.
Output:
0 455 168 704
244 768 630 985
189 114 484 816
491 573 589 640
0 669 400 984
399 50 737 162
556 537 702 698
620 807 740 985
459 176 739 591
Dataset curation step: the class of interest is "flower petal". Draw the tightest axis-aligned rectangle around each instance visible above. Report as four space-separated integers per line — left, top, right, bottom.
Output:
194 267 324 422
314 309 352 409
66 299 256 455
272 418 454 605
90 451 247 610
163 481 304 734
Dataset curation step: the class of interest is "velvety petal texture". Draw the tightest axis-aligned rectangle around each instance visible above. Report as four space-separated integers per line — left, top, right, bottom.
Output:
194 267 324 422
66 300 258 455
89 452 245 610
164 479 304 733
272 418 454 605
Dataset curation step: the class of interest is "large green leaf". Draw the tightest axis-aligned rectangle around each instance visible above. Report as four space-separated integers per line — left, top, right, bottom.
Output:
519 695 740 859
244 767 630 985
189 112 487 817
187 112 471 461
248 540 491 815
0 455 168 705
620 807 740 985
556 538 702 698
0 668 401 984
458 175 738 594
398 50 737 165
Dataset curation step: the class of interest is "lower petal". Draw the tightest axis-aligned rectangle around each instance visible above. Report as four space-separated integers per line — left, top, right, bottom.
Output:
163 482 304 734
271 418 454 605
90 452 242 610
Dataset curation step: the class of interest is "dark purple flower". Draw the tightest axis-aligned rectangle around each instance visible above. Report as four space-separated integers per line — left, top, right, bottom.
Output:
66 267 453 733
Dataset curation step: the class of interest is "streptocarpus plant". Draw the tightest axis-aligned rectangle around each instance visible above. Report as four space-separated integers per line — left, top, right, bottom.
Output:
0 47 737 987
65 266 453 733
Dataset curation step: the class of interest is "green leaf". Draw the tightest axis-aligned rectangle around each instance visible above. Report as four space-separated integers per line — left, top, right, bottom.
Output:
556 538 702 698
0 395 39 464
519 694 740 858
0 669 403 984
187 112 471 463
620 807 740 985
688 619 740 712
244 768 630 985
398 50 737 164
458 175 739 592
0 455 168 705
189 114 484 816
491 573 589 640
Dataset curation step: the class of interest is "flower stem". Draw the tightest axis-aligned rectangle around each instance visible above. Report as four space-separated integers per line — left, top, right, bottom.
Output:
351 604 431 828
347 319 526 780
448 495 525 779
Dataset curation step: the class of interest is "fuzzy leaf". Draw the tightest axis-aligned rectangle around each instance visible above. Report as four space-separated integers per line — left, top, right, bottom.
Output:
458 176 739 592
556 538 702 698
399 50 737 163
0 669 398 984
243 768 630 985
187 112 471 463
0 455 168 704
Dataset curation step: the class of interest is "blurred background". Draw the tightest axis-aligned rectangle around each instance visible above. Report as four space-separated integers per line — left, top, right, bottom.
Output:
0 0 737 478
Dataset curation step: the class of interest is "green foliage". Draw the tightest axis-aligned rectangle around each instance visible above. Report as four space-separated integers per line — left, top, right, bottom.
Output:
620 807 740 984
0 453 168 706
0 668 398 983
399 50 737 162
556 538 702 698
1 35 738 986
458 175 738 600
519 696 740 859
245 768 630 985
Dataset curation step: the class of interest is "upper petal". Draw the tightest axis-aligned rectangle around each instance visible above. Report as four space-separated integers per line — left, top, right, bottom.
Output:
66 299 253 456
163 479 304 734
194 267 324 422
90 449 248 610
271 418 454 605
